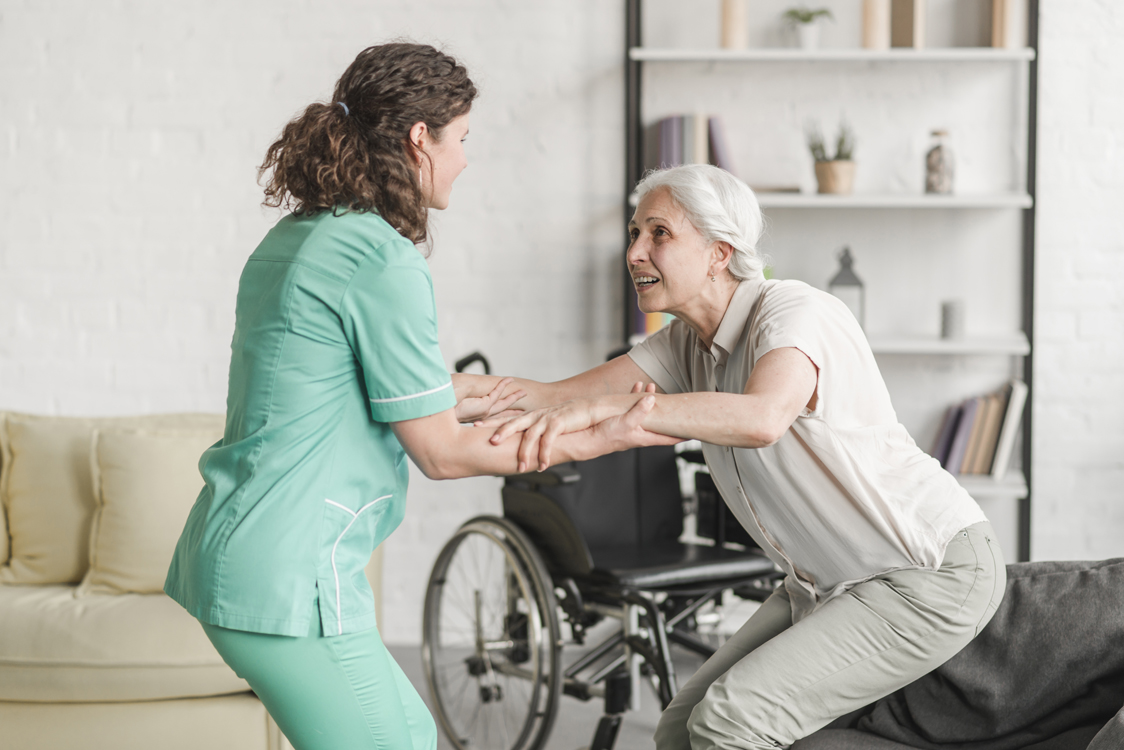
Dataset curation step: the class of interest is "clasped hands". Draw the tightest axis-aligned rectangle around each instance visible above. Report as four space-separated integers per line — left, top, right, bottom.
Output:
456 378 679 474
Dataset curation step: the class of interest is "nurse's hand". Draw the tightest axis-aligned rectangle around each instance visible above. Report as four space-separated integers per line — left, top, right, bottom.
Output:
454 377 526 424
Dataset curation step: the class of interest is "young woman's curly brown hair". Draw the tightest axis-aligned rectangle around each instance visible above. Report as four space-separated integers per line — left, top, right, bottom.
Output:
259 43 477 246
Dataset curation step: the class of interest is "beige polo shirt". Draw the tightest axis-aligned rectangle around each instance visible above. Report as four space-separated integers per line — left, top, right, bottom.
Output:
629 274 987 622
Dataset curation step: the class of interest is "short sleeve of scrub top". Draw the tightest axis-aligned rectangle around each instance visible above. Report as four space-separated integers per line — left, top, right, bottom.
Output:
342 256 454 422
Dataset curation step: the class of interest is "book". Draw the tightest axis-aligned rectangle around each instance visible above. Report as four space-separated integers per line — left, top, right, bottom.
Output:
682 115 695 167
891 0 926 49
689 112 709 164
931 403 962 467
991 379 1028 479
644 312 672 336
973 388 1009 474
991 0 1027 49
658 116 683 168
944 397 979 476
961 395 993 475
708 116 734 173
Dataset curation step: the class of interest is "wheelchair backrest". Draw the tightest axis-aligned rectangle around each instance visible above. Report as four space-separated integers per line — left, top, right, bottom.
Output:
501 446 684 577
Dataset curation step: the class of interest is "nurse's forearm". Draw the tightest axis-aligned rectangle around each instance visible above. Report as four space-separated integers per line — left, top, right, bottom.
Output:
392 411 608 480
439 425 605 479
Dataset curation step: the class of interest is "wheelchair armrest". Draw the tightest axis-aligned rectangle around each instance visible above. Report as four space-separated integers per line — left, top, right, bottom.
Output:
678 449 706 465
505 465 581 487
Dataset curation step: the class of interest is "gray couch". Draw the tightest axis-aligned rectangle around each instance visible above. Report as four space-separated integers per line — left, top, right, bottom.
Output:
794 559 1124 750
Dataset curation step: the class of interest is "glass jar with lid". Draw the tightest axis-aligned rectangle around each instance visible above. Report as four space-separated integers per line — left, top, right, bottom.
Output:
925 129 954 194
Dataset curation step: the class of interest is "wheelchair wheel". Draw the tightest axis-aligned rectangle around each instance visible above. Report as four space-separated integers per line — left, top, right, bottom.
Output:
423 516 562 750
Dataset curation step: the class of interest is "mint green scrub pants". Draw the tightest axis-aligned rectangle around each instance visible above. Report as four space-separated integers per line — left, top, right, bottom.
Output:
201 602 437 750
654 522 1006 750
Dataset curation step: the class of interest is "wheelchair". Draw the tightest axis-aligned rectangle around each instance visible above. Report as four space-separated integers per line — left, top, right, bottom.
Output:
421 442 782 750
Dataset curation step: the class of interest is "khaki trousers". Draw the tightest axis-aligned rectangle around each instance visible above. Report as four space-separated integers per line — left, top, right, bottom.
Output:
654 522 1005 750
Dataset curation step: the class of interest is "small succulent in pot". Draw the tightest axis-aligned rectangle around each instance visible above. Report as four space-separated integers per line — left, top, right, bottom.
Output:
783 7 834 25
806 119 857 195
783 6 834 49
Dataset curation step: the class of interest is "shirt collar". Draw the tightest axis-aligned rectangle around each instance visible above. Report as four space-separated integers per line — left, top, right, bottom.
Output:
697 274 767 360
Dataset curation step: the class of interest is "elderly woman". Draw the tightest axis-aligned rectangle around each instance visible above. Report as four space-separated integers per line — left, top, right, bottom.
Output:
460 164 1006 750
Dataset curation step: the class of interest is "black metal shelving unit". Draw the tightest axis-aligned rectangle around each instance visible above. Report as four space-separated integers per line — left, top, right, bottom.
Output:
621 0 1039 561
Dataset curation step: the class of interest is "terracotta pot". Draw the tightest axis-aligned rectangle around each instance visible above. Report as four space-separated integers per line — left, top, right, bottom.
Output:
815 160 855 195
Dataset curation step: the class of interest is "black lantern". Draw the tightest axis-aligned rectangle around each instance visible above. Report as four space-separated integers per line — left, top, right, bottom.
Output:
829 246 864 329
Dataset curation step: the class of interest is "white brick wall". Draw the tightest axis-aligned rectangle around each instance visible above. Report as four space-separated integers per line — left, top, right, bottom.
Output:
1032 0 1124 561
1 1 1121 643
0 1 624 643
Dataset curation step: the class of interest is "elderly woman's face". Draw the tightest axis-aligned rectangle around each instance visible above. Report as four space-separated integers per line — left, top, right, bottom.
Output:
627 188 713 315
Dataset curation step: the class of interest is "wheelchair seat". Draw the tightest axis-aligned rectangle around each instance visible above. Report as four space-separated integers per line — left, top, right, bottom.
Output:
586 540 777 590
501 445 775 592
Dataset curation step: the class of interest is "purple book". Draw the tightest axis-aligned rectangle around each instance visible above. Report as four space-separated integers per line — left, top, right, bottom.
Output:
658 116 684 168
944 397 980 476
931 403 963 467
708 116 734 173
669 115 683 166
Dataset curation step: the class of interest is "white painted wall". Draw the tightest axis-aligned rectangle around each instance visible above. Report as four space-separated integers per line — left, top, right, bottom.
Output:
0 1 1120 644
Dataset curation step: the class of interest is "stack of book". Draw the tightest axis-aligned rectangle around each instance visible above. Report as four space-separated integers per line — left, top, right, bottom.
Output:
636 311 674 338
931 379 1028 479
655 113 734 173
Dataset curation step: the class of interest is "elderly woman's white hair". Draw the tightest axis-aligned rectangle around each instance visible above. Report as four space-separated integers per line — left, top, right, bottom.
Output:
634 164 766 280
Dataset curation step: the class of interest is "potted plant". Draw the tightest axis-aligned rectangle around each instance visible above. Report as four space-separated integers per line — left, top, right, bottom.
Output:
807 120 856 195
783 6 833 50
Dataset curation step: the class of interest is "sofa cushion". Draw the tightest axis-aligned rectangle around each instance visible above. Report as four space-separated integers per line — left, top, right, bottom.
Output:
0 693 272 750
0 584 248 702
0 412 224 585
78 428 221 596
794 559 1124 750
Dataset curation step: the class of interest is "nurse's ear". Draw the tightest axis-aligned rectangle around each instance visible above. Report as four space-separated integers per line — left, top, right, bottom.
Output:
408 121 429 162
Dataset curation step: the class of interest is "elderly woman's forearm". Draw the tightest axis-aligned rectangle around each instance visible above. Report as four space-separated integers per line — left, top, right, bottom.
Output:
631 392 788 448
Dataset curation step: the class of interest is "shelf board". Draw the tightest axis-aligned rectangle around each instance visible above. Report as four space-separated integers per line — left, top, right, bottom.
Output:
626 191 1032 209
629 47 1036 63
956 471 1028 500
756 192 1033 209
868 333 1030 356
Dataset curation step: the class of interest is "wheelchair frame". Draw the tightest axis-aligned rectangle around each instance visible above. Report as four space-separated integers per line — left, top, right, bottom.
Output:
421 469 780 750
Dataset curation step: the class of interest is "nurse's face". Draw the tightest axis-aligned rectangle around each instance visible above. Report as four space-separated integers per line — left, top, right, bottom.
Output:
626 188 714 316
414 111 470 210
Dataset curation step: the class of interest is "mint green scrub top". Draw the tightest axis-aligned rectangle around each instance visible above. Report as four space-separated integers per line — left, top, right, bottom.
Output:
165 209 455 637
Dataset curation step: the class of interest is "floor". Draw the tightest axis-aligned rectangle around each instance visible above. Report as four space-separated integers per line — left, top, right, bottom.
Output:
388 597 760 750
389 633 695 750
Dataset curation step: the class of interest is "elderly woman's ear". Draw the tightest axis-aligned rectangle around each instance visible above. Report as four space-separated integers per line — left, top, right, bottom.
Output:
710 241 735 277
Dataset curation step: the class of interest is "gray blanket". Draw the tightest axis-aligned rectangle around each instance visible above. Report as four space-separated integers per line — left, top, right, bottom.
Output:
794 559 1124 750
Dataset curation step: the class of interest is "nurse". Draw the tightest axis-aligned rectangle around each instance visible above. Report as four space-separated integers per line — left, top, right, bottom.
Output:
164 43 672 750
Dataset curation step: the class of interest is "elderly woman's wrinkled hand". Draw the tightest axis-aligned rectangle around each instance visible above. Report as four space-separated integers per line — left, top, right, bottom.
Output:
486 398 599 473
486 382 664 473
588 395 681 457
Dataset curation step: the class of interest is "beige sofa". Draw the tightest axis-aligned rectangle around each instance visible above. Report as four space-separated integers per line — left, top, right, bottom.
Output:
0 411 384 750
